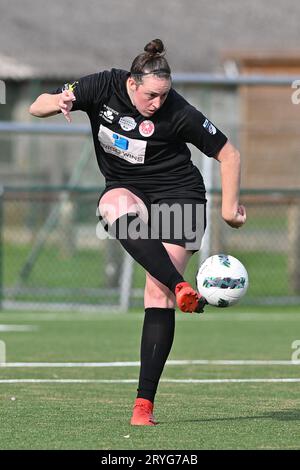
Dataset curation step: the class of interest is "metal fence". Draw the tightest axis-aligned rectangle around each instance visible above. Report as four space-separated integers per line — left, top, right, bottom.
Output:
1 74 299 310
1 186 300 311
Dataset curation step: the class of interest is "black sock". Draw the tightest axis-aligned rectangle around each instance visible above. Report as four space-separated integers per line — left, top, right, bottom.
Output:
110 214 184 293
137 307 175 403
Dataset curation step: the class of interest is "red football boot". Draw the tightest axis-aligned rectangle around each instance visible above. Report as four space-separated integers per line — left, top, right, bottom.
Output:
130 398 158 426
175 281 207 313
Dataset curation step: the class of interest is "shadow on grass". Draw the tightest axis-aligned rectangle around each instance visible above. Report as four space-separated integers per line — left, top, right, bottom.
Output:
265 409 300 421
163 409 300 425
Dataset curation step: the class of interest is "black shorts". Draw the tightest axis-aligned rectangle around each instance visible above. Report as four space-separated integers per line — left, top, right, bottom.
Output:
97 184 206 252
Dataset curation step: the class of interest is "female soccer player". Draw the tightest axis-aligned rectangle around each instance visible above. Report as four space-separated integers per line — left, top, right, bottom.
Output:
29 39 246 426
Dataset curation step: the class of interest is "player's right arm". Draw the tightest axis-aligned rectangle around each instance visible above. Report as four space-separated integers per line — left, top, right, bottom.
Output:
30 72 108 122
29 90 76 122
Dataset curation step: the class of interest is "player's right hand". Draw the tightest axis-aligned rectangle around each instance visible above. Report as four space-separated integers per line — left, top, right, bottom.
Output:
58 90 76 123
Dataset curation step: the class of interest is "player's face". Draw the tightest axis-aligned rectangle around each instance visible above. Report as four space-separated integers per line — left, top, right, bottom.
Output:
128 76 171 117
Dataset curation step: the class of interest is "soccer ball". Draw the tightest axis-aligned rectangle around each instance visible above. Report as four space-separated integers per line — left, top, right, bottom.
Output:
196 254 249 307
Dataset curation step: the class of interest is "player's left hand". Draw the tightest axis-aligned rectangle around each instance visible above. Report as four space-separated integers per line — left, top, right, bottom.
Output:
223 205 246 229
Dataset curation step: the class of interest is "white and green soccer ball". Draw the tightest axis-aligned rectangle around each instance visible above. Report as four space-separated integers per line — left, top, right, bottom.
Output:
196 254 249 307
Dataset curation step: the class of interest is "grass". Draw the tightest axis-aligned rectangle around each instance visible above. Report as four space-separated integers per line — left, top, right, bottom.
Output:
0 305 300 449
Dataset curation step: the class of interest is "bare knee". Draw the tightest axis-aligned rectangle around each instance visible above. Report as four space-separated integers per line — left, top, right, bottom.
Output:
98 188 139 226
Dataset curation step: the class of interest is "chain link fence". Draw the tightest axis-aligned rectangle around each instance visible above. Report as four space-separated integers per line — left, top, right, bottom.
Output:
1 75 299 310
1 187 299 311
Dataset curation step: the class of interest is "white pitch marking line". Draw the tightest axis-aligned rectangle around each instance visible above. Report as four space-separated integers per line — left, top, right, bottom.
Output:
0 378 300 384
162 378 300 383
0 325 38 332
1 359 300 367
1 313 300 322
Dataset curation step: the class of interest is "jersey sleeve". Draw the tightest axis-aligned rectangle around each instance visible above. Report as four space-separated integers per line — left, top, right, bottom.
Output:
175 102 228 158
51 71 111 113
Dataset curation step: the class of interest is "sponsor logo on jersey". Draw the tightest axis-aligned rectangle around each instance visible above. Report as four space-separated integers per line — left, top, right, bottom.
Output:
203 118 217 135
99 104 119 123
119 116 137 131
139 120 155 137
113 134 129 150
98 125 146 164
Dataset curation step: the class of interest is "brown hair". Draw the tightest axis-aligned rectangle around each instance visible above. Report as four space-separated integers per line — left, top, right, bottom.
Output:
130 39 171 83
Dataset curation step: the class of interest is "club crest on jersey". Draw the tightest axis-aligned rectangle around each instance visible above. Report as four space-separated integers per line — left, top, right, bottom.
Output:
99 104 119 123
139 120 155 137
203 118 217 135
119 116 137 131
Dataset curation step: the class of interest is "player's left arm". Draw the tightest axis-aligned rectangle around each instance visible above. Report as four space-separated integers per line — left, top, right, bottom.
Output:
214 141 246 229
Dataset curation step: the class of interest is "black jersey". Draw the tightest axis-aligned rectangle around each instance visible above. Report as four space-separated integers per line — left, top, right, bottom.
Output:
55 69 227 202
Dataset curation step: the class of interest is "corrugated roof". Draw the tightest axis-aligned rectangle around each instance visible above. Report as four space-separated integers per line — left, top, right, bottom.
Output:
0 54 36 80
0 0 300 80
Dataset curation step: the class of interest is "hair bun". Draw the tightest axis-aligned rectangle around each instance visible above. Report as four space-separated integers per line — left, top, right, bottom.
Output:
144 39 165 55
130 39 171 78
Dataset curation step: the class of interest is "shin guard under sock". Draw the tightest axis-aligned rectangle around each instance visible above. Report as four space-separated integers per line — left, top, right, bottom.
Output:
137 307 175 402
